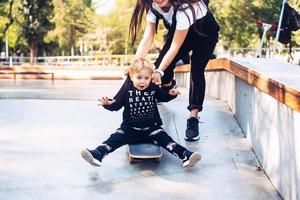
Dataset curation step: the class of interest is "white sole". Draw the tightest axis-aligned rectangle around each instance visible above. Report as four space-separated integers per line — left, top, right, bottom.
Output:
183 152 201 167
184 134 200 141
81 149 101 167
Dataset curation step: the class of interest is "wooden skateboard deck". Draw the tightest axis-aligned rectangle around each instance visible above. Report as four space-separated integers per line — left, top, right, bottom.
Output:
128 143 163 163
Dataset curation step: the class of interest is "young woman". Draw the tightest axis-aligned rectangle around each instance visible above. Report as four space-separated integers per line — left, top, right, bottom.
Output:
129 0 220 141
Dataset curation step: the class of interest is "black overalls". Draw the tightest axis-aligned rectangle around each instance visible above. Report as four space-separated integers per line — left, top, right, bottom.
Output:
151 5 220 111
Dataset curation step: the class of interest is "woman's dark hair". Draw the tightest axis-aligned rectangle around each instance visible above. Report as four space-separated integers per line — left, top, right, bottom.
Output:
129 0 204 46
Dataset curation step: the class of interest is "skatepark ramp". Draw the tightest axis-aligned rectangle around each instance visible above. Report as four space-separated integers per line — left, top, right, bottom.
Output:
203 58 300 200
1 57 298 199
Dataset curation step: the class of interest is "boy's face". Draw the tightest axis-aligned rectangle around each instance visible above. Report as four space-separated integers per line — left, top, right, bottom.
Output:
131 69 152 91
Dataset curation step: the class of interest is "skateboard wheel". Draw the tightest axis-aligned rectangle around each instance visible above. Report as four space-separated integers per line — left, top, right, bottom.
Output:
128 156 136 164
155 157 161 162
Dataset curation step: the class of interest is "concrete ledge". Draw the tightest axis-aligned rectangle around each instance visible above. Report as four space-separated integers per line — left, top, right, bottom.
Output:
204 58 300 200
175 59 300 112
207 58 300 112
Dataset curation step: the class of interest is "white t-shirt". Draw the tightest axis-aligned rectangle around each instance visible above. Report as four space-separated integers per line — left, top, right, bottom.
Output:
146 1 207 30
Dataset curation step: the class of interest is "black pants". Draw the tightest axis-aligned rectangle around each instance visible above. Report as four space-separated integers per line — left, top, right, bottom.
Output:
95 127 188 159
154 29 218 111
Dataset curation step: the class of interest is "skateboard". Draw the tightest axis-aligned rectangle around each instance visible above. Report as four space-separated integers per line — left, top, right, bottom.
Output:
128 143 163 163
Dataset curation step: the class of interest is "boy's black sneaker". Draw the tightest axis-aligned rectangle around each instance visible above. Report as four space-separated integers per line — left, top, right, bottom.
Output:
182 151 201 167
81 149 103 167
185 117 200 141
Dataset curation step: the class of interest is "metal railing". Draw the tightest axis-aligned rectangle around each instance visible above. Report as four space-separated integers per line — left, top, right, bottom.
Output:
0 54 159 68
1 49 299 68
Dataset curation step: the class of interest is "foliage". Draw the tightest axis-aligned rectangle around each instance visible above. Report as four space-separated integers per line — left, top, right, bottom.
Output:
0 0 14 51
97 0 135 54
1 0 299 56
210 0 300 49
19 0 54 58
47 0 95 55
93 0 168 54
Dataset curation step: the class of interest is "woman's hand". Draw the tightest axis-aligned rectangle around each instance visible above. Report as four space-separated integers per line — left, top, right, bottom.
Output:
152 72 162 86
98 96 116 106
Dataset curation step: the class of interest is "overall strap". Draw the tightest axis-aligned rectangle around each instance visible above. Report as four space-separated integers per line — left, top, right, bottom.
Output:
149 6 163 32
149 5 177 32
169 8 177 31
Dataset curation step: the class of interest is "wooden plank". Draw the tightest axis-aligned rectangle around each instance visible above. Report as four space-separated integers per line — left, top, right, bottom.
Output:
174 64 190 72
91 76 123 80
173 58 228 72
0 71 54 81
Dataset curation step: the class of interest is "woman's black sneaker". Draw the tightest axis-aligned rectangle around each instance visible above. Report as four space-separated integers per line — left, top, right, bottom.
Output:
81 149 103 167
185 117 200 141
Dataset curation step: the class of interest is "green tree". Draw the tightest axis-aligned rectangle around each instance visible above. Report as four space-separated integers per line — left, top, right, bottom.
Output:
19 0 54 62
99 0 135 54
0 0 14 52
95 0 166 54
210 0 299 49
48 0 95 56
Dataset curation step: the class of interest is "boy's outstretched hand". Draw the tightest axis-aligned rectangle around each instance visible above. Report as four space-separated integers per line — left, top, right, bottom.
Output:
98 96 116 106
169 88 180 96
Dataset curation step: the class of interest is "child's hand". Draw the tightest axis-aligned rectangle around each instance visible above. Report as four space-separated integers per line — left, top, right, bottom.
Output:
98 96 116 106
169 88 180 96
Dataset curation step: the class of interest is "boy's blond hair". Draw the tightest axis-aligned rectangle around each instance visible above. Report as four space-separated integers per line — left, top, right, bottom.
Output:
129 58 155 76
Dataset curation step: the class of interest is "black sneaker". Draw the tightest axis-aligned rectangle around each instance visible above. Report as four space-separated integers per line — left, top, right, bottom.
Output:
81 149 103 167
182 151 201 167
185 117 200 141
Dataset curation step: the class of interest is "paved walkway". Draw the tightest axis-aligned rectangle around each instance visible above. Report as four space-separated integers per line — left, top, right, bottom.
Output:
0 80 281 200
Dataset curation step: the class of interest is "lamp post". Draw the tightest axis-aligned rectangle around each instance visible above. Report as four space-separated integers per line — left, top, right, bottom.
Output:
258 23 273 57
273 0 287 53
5 35 9 57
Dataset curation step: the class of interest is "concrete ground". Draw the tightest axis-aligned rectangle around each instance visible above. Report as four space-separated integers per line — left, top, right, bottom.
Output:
0 80 281 200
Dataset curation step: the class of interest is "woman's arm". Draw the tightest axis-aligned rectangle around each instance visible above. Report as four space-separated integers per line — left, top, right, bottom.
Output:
158 29 188 71
152 29 188 85
135 21 156 59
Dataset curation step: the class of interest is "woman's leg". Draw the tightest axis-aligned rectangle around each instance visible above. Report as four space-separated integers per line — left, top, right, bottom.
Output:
154 42 177 85
185 39 217 141
154 36 192 85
